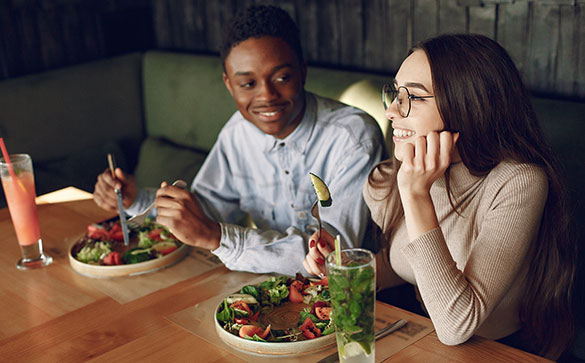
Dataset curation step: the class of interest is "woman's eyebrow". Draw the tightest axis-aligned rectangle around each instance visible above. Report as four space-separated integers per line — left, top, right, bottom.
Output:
404 82 431 93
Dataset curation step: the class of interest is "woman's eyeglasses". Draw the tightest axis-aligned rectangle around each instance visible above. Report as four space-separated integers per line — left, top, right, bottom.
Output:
382 83 434 118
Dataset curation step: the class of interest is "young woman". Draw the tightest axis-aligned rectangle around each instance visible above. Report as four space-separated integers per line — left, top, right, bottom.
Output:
303 34 576 359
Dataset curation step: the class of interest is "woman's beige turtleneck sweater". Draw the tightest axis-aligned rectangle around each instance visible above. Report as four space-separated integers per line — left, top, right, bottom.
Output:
363 160 547 345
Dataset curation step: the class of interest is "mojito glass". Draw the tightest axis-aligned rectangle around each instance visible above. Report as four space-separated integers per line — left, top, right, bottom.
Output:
0 154 53 270
326 248 376 363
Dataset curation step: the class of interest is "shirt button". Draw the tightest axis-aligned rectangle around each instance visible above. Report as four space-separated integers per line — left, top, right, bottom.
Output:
298 211 307 219
285 170 289 174
280 142 285 147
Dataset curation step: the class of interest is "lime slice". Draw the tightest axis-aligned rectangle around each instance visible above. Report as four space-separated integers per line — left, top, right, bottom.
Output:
340 341 372 359
309 173 332 207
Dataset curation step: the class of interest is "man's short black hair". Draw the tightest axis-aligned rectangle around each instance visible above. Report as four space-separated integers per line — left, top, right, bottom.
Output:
220 5 304 69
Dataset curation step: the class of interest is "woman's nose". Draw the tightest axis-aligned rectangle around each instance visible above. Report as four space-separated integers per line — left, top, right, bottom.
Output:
385 100 399 120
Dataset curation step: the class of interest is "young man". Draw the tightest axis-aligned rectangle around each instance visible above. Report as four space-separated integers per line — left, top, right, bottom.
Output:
93 5 385 276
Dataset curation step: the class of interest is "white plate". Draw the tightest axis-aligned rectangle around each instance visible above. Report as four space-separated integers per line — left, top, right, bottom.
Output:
68 241 189 278
214 292 336 356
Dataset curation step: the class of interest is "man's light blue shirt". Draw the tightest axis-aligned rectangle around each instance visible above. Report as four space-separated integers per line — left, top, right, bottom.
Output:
128 92 384 275
192 92 385 275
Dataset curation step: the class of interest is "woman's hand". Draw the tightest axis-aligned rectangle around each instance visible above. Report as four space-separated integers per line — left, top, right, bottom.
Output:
397 131 459 197
154 182 221 250
302 229 335 277
397 131 459 241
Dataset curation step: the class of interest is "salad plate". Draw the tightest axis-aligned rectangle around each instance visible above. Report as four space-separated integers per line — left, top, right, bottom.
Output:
69 217 188 278
214 275 336 356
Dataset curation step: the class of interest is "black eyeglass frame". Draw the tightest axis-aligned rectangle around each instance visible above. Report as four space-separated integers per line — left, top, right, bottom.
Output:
382 83 434 118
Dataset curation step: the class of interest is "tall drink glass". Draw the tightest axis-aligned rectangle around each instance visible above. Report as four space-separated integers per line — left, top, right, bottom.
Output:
326 248 376 363
0 154 53 269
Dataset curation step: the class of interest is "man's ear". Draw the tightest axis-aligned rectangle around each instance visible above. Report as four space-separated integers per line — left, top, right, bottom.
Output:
223 72 234 96
301 63 307 87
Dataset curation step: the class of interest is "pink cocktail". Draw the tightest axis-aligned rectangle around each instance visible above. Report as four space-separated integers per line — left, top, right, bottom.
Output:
0 154 53 269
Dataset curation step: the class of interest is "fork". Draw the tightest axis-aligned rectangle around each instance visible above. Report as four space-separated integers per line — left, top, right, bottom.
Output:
311 200 322 241
127 180 188 228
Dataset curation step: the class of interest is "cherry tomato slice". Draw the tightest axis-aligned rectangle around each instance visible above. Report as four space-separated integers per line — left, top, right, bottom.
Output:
229 301 252 315
299 317 321 340
239 324 271 339
289 280 305 304
315 306 332 320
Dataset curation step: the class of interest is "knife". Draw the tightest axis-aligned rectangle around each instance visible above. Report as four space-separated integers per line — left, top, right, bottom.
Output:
107 153 130 246
317 319 407 363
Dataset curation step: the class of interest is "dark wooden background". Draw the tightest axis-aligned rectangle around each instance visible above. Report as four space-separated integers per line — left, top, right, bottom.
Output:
0 0 584 100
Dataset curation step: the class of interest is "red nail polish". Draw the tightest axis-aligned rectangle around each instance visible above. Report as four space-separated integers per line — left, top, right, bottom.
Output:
319 240 326 247
317 257 325 265
310 240 315 248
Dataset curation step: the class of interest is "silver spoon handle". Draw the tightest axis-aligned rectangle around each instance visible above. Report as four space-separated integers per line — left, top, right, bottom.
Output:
375 319 407 340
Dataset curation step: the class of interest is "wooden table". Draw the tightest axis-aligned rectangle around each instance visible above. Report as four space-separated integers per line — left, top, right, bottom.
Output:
0 187 551 362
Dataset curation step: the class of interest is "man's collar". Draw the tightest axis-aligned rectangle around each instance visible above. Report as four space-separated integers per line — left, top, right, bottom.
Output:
264 92 316 153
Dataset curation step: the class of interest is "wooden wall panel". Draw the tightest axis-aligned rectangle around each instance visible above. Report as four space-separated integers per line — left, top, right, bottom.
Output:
338 0 364 68
363 0 386 70
528 2 560 94
438 0 466 34
468 4 496 38
556 4 579 96
385 0 413 73
152 0 173 48
316 1 341 65
0 0 584 99
577 3 585 98
497 1 530 72
204 0 236 54
295 0 319 63
413 0 440 44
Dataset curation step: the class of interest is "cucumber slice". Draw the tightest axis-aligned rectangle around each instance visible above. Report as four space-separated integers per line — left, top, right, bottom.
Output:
309 172 332 207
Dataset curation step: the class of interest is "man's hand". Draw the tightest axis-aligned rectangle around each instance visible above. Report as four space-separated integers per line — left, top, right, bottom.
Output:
154 182 221 250
93 168 138 212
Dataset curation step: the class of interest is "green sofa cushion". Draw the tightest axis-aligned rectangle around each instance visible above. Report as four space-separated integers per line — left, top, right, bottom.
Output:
142 51 236 152
134 137 207 188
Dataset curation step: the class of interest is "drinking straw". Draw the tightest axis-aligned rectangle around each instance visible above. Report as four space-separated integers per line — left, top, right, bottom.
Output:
0 138 18 180
0 138 26 192
335 234 341 267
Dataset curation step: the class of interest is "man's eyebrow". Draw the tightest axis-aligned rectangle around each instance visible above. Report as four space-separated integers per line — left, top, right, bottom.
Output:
233 63 294 77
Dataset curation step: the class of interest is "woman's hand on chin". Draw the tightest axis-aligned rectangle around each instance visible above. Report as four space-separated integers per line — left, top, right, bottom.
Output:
397 131 459 198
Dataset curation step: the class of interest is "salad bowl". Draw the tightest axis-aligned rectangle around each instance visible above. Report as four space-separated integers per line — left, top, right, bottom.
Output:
214 275 336 356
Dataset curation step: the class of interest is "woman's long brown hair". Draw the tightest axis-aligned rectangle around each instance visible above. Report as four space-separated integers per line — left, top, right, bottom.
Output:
370 34 576 359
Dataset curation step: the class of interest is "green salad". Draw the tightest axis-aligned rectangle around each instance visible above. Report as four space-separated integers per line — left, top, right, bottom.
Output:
73 217 181 266
216 274 334 342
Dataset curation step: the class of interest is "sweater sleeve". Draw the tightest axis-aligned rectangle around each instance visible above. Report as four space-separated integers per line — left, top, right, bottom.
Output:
401 164 548 345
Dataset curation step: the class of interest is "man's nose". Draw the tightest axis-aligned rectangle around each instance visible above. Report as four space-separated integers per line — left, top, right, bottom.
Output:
257 81 279 100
